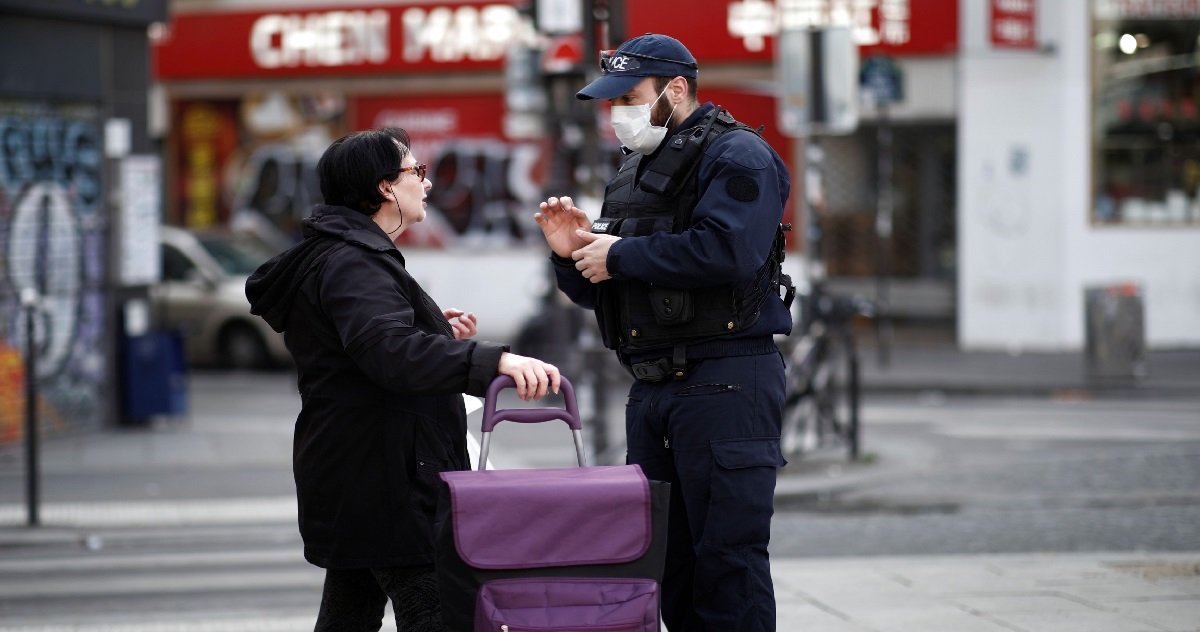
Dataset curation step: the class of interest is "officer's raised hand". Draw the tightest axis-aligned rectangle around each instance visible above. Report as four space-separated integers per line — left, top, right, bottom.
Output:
535 196 591 258
572 230 620 283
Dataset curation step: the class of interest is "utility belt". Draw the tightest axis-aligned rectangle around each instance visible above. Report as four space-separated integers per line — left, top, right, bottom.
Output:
624 337 778 383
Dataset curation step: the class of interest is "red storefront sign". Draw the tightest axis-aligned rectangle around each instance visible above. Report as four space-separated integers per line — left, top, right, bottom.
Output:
154 0 958 82
990 0 1037 49
629 0 958 61
355 93 505 140
153 1 522 80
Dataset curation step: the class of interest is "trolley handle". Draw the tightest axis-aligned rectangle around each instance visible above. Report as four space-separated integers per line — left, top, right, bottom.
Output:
482 375 579 432
478 375 585 469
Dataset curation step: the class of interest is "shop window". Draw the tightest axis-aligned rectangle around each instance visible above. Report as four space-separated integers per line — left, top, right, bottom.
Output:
1092 8 1200 225
819 125 957 280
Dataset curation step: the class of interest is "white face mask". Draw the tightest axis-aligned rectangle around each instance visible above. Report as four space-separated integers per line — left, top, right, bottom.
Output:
610 86 677 154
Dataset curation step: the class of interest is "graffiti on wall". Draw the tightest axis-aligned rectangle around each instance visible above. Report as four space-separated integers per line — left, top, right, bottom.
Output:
174 93 555 247
227 136 547 247
424 139 544 242
0 101 106 443
228 131 326 238
359 92 550 246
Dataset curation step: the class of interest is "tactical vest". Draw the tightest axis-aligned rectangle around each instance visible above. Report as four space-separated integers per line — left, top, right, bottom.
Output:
590 107 793 354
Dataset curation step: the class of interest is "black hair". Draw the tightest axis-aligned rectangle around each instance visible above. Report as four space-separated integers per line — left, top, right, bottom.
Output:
316 127 412 215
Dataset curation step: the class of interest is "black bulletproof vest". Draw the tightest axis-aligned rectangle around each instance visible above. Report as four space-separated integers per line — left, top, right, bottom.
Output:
589 108 787 353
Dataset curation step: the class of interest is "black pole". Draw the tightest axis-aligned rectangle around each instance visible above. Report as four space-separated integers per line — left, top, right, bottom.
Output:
606 0 625 46
22 290 40 527
875 105 893 368
579 0 600 198
810 29 827 130
587 0 610 465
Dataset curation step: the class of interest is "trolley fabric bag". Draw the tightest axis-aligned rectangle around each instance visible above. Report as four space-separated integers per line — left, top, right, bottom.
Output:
437 375 669 632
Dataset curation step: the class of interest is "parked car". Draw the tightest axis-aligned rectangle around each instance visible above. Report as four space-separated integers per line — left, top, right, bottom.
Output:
152 225 290 370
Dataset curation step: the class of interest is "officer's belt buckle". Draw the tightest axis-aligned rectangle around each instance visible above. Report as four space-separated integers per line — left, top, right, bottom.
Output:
631 358 672 383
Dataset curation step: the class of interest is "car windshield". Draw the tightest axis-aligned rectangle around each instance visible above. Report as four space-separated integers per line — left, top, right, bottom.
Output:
197 235 277 276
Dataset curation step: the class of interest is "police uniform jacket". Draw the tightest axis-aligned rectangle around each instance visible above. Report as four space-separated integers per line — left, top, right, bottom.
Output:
552 102 793 359
246 205 505 569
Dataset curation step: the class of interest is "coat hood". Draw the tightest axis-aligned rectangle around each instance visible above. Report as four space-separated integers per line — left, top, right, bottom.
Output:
246 205 397 332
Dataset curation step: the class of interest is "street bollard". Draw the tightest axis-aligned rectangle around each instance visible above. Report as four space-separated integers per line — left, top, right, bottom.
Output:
588 344 611 464
20 287 40 527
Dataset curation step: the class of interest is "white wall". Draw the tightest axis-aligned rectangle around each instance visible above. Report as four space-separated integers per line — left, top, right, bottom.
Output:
404 248 551 344
958 0 1200 350
859 56 957 121
958 0 1071 350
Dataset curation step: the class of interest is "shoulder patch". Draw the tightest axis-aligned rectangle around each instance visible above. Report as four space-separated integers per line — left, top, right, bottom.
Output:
726 175 759 202
706 129 772 169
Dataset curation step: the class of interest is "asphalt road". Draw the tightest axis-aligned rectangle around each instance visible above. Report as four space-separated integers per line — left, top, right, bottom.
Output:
1 371 1198 630
771 394 1200 557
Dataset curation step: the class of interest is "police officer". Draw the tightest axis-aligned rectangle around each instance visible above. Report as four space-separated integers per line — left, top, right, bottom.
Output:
535 33 793 631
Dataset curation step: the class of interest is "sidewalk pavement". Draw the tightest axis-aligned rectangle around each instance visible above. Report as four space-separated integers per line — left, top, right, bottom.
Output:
859 342 1200 398
774 551 1200 631
0 344 1198 630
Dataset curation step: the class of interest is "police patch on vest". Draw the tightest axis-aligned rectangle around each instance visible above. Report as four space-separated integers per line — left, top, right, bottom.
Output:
726 176 759 202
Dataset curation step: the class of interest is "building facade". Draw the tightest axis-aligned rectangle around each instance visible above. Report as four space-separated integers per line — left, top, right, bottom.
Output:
151 0 952 340
151 0 1198 350
0 0 167 440
959 0 1200 350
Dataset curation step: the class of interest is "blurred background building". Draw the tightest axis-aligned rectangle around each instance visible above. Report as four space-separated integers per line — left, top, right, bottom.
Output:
146 0 956 350
1 0 1197 436
961 0 1200 352
0 0 168 439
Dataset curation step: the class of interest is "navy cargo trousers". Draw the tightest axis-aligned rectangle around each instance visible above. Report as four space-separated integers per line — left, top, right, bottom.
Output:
624 351 787 632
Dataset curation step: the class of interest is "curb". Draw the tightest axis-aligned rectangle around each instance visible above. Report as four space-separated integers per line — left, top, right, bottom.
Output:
774 449 908 503
0 496 297 547
861 382 1200 400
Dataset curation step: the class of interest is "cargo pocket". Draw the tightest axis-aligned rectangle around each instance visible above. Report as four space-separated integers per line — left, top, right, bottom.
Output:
475 577 659 632
709 438 785 545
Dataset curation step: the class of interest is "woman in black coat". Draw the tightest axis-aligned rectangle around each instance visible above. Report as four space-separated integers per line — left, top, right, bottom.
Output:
246 128 559 631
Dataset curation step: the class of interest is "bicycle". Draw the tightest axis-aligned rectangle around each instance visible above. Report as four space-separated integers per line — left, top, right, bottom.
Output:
779 281 875 461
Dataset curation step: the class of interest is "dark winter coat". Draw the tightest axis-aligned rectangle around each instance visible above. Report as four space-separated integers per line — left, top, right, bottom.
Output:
245 205 506 569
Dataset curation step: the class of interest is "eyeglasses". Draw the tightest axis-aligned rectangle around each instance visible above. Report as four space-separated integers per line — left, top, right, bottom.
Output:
598 49 697 74
399 164 427 181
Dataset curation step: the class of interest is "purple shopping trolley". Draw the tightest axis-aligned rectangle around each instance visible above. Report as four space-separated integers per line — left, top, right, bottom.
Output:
437 375 669 632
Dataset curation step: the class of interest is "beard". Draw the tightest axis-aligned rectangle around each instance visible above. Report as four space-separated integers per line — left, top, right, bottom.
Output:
650 94 677 132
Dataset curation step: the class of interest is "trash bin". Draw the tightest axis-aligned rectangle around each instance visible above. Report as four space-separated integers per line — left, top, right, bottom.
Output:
122 329 188 424
1085 283 1147 381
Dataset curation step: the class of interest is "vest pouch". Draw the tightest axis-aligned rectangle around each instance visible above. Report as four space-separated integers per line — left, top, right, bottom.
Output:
648 287 693 325
641 122 708 197
639 167 673 197
621 283 744 350
475 577 659 632
596 287 623 350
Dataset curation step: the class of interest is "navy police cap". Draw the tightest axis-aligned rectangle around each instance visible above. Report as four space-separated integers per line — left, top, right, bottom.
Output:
576 33 699 101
